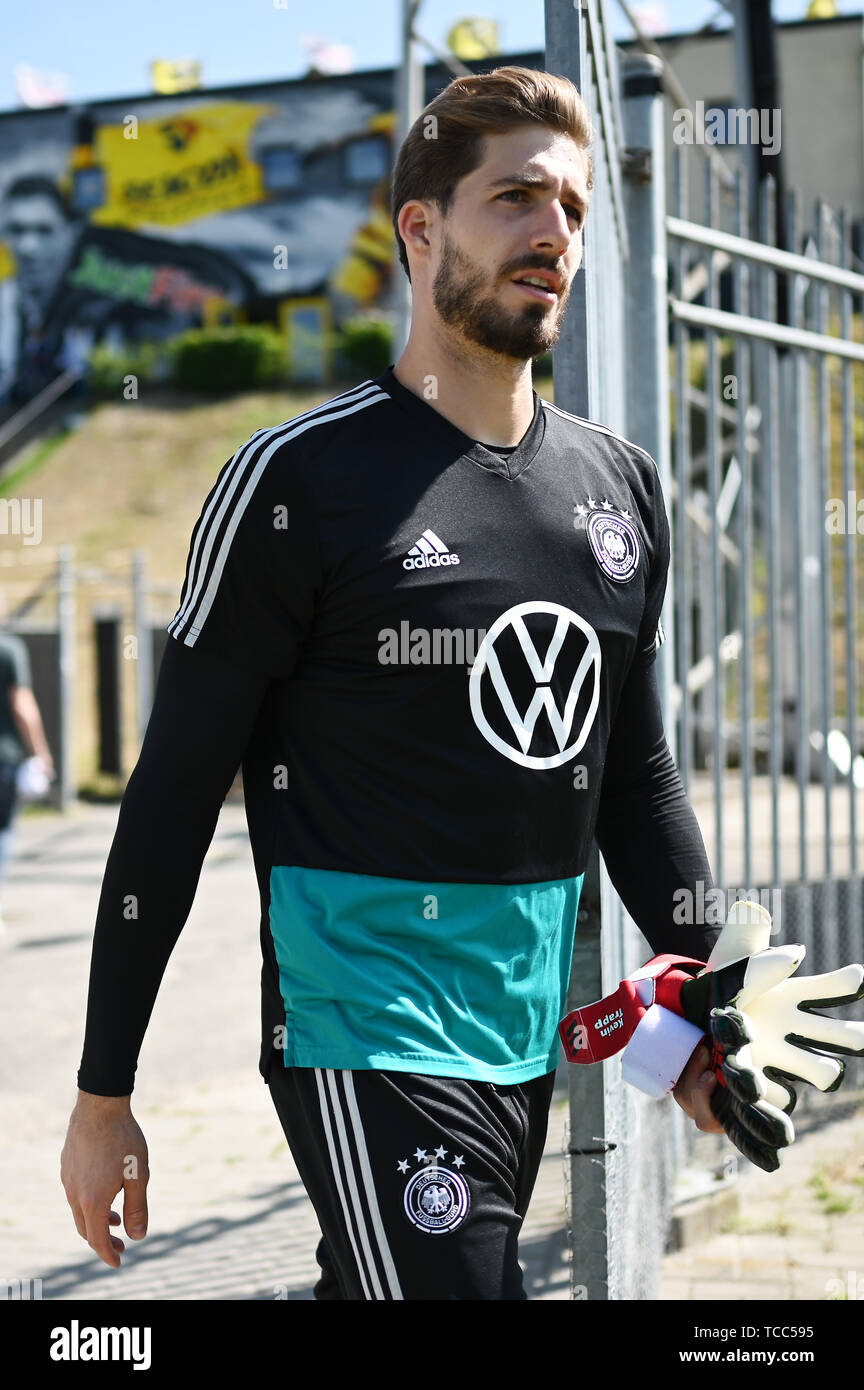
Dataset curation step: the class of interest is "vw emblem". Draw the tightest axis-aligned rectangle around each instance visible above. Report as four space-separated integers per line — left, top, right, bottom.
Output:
469 601 601 769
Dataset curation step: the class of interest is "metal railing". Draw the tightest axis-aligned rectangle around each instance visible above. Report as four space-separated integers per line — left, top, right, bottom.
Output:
549 2 862 1298
547 0 678 1302
668 149 863 985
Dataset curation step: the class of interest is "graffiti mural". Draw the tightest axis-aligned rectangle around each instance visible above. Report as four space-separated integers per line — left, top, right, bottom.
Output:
0 70 412 408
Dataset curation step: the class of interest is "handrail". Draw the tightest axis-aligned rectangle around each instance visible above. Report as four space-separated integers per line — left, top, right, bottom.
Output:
0 370 82 456
667 215 864 294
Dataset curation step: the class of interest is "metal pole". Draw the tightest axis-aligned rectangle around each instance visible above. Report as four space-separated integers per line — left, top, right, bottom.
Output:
838 206 861 962
813 200 836 970
620 48 676 1303
57 546 75 812
728 0 759 242
545 0 609 1301
133 550 154 746
733 167 755 892
544 0 591 420
623 53 672 731
672 148 693 790
392 0 424 359
704 154 725 891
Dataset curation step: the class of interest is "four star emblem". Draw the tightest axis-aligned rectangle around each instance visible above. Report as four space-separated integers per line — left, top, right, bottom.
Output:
398 1144 467 1173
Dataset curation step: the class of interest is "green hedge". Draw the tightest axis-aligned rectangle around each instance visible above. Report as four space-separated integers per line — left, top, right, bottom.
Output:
331 320 557 380
87 342 164 397
88 318 553 399
333 315 394 377
169 325 287 393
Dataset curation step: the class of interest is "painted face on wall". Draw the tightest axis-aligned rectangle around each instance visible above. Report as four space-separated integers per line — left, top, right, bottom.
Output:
3 193 77 305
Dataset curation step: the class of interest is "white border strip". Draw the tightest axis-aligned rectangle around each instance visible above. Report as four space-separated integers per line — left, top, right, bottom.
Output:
324 1069 386 1300
313 1067 374 1300
342 1072 403 1301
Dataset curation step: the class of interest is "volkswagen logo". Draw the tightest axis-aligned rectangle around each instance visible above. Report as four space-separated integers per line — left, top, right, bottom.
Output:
468 601 601 769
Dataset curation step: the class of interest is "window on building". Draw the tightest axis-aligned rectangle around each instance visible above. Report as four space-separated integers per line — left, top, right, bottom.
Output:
261 147 303 193
72 166 106 212
344 136 389 186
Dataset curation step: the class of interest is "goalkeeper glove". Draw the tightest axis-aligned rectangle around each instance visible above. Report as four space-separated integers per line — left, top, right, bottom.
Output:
559 900 864 1172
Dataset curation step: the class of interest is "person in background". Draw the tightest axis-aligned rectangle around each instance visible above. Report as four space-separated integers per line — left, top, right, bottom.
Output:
0 608 54 932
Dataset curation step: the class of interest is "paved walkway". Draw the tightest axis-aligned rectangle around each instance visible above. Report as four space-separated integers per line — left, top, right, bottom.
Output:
1 800 861 1301
661 1095 864 1301
0 800 568 1301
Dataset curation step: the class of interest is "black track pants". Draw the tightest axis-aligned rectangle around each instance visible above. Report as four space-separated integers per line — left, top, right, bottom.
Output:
266 1064 557 1301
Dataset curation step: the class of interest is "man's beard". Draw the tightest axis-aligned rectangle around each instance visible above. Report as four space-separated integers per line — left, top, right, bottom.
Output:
431 230 568 360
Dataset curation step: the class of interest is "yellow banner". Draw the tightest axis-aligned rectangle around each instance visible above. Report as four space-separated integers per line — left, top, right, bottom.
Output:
151 59 202 95
88 102 273 228
446 18 500 60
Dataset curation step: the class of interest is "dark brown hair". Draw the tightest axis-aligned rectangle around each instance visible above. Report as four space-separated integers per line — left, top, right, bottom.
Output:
390 64 594 283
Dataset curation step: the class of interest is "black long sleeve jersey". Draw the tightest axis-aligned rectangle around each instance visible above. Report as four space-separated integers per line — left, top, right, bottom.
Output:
77 366 717 1097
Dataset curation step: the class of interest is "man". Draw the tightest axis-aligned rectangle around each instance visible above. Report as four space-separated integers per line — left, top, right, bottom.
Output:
62 65 723 1300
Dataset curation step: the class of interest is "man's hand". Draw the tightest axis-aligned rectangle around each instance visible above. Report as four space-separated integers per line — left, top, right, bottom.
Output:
60 1092 149 1269
672 1039 724 1134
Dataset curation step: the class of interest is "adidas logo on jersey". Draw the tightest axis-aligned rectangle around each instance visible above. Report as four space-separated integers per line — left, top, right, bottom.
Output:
402 529 460 570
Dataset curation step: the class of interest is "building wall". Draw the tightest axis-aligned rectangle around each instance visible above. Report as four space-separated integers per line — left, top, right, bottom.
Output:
775 16 864 225
638 15 864 236
0 18 860 412
0 69 407 413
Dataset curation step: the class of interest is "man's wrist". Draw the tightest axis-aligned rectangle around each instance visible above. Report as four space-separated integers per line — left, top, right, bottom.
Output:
620 1005 707 1098
75 1088 132 1112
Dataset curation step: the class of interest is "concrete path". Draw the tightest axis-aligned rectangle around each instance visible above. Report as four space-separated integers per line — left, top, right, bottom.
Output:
2 800 861 1302
0 799 568 1301
661 1097 864 1302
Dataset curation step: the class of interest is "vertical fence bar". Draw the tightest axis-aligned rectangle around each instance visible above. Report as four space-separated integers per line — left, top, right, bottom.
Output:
623 54 672 720
758 177 782 894
618 52 677 1300
704 158 724 888
391 0 423 359
814 200 837 972
57 546 75 812
133 550 154 749
787 187 814 963
545 0 609 1303
673 148 692 793
733 169 754 892
838 208 861 959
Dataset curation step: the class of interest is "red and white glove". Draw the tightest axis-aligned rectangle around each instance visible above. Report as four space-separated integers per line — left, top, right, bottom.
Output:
559 901 864 1172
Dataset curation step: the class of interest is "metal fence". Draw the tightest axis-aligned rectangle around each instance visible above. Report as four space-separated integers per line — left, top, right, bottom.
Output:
0 545 177 803
549 0 863 1300
667 147 864 1144
547 0 677 1303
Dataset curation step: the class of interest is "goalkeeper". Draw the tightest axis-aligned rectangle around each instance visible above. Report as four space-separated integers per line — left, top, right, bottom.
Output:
60 65 810 1299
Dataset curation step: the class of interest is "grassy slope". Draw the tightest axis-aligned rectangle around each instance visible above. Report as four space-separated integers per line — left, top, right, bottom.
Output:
0 374 554 788
13 374 558 583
